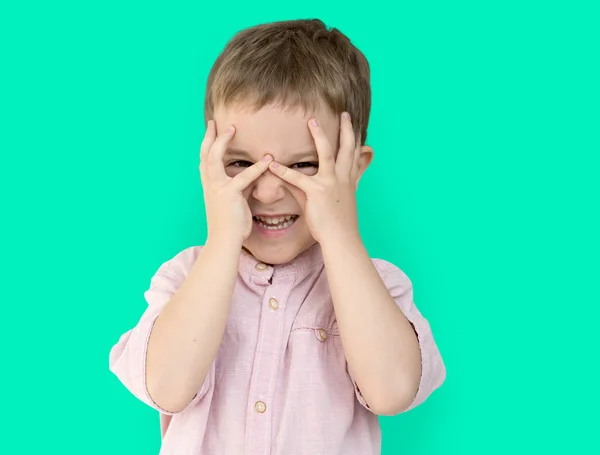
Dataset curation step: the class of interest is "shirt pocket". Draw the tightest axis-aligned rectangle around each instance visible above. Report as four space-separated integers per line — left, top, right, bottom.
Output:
290 316 341 342
285 320 352 411
288 293 345 358
288 319 344 358
308 323 340 342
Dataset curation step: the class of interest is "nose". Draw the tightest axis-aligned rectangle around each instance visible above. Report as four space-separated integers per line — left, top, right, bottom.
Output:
251 170 286 205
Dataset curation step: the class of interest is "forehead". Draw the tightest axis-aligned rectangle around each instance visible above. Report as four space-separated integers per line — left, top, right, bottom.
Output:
213 103 339 159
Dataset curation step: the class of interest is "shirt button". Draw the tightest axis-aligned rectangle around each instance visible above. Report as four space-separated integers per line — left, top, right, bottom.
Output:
316 328 327 342
254 401 267 413
255 263 267 271
269 298 279 310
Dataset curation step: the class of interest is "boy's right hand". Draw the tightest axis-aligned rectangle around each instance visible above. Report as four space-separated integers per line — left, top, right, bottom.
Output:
199 120 272 245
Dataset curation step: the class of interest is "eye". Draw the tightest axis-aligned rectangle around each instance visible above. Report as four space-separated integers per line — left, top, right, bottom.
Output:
292 162 319 169
227 160 253 168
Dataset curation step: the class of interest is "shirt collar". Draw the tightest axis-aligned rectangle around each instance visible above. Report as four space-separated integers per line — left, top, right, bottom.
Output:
238 243 324 286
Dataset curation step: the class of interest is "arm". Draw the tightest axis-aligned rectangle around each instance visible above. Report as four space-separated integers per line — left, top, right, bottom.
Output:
320 233 422 415
146 237 241 413
147 120 273 413
268 112 445 416
110 120 272 414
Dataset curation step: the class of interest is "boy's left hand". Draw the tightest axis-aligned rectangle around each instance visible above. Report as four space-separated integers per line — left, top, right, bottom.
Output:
268 112 366 244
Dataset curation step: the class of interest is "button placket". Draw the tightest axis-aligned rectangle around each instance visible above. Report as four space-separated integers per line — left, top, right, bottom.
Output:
244 280 293 452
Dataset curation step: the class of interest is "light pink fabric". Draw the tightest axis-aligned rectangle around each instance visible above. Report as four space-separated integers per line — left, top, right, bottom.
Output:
109 244 445 454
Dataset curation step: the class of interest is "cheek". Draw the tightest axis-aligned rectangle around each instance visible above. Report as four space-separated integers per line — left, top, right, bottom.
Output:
225 166 244 178
296 166 318 177
242 186 253 199
286 185 306 207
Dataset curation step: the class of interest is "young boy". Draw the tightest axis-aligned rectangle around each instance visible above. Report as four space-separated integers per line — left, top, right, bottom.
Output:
109 19 445 455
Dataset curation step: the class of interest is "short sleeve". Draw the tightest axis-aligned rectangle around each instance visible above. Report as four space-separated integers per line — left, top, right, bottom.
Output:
351 259 446 413
108 246 214 415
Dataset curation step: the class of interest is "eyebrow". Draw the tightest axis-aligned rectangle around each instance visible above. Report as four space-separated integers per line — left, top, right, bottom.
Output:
225 148 319 162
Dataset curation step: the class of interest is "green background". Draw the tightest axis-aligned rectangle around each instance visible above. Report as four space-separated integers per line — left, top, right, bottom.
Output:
1 1 598 453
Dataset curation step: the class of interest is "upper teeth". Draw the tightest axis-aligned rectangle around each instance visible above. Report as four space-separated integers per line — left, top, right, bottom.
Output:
255 215 294 225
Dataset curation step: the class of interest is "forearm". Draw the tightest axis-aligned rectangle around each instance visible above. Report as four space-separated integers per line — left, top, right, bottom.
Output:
146 237 241 412
320 233 421 414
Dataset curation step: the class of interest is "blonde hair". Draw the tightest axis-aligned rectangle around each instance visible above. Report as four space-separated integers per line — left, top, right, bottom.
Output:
204 19 371 144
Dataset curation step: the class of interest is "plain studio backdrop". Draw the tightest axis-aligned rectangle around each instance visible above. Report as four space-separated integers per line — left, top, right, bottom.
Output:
1 1 598 454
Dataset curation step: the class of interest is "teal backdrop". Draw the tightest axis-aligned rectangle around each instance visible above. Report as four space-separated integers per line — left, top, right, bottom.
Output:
1 1 598 454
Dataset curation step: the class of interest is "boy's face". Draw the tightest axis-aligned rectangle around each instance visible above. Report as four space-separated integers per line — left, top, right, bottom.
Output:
212 102 346 265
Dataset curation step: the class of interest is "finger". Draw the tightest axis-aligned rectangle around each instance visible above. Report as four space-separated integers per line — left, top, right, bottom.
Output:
200 120 216 167
200 120 216 162
308 118 335 175
350 132 363 179
268 161 313 192
207 124 235 181
230 155 273 191
199 120 216 182
334 112 356 177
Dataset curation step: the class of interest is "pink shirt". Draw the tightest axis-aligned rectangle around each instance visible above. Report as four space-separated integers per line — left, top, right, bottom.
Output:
109 244 445 454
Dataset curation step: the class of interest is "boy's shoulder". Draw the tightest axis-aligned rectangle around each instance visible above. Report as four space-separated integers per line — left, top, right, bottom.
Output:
370 257 413 289
154 245 411 287
165 244 203 264
150 245 203 277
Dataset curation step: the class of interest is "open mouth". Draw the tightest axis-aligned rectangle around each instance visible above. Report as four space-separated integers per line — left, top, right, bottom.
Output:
253 215 298 230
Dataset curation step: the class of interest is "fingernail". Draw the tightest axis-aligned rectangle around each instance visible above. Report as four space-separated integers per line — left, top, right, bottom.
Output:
262 154 272 162
310 118 319 127
343 112 351 121
270 161 280 169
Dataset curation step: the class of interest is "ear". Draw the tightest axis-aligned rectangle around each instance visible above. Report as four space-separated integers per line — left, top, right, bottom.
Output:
355 145 374 188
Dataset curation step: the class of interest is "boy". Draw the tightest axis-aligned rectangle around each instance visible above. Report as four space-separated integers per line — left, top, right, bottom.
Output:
109 19 445 455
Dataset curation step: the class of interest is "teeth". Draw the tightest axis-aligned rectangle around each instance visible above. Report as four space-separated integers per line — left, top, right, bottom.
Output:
253 215 297 230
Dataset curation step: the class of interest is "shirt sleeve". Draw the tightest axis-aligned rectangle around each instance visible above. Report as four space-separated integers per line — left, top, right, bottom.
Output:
108 246 215 415
351 258 446 413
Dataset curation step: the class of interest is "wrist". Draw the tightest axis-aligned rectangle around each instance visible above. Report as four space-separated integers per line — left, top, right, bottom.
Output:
205 233 243 253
